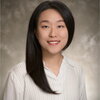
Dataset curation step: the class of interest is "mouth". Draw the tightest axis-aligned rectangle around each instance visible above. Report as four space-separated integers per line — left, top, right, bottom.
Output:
47 40 60 46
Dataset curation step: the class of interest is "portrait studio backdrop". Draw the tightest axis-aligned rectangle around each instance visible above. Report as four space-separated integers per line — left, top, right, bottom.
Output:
1 0 99 100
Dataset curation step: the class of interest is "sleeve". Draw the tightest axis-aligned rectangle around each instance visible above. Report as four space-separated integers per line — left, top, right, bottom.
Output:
3 72 19 100
79 68 87 100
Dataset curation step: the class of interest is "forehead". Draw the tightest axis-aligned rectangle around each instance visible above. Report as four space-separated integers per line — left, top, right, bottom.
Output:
38 9 64 23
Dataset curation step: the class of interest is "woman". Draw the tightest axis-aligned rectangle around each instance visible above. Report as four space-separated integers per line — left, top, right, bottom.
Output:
3 1 87 100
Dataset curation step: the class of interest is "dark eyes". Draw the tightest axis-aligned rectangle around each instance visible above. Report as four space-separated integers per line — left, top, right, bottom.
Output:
41 25 65 29
57 25 65 28
41 26 49 28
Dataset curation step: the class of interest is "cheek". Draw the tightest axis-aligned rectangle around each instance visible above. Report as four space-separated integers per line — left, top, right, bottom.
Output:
37 29 49 39
36 32 48 45
60 31 68 47
61 31 68 40
38 34 48 42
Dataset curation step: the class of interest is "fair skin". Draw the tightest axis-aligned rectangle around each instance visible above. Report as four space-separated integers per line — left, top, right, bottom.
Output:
36 9 68 76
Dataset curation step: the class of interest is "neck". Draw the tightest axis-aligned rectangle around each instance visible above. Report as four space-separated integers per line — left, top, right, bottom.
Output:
43 52 63 71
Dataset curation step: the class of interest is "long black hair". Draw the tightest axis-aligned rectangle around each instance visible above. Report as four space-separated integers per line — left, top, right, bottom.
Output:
26 0 75 94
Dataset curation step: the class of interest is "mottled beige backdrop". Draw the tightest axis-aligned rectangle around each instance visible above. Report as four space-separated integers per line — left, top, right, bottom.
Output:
1 0 100 100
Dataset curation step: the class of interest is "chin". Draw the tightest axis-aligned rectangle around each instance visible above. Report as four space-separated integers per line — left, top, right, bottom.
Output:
47 50 62 55
42 47 64 55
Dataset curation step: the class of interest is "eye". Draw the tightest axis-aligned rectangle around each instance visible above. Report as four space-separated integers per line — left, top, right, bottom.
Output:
41 25 49 28
57 25 65 28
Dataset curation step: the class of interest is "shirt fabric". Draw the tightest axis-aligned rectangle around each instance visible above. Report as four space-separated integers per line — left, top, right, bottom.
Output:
3 56 87 100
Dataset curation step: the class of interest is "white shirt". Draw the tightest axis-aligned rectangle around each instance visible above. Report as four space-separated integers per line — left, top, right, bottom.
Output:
3 56 87 100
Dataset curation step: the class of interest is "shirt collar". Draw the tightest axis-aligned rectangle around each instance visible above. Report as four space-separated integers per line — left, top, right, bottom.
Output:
43 56 67 80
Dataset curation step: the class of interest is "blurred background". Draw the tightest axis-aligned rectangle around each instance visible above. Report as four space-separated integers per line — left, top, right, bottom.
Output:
0 0 99 100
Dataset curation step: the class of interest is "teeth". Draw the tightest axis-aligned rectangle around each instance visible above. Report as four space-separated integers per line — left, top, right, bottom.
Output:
48 42 59 43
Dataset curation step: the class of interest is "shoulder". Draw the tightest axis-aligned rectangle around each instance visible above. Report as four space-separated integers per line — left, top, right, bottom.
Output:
7 61 27 85
63 56 86 85
9 61 27 76
63 56 83 76
8 61 26 78
4 61 27 93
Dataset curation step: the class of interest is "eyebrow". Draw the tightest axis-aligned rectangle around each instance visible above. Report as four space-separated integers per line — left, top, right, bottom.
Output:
57 19 64 22
40 19 64 23
40 20 49 23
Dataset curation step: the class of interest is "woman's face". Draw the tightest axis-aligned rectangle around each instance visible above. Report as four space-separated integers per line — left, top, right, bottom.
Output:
36 9 68 55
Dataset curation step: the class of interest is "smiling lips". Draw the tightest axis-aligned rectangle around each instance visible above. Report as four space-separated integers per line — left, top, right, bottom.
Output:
47 40 60 46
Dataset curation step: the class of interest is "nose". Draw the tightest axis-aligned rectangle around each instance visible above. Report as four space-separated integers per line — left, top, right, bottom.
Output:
49 26 57 38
